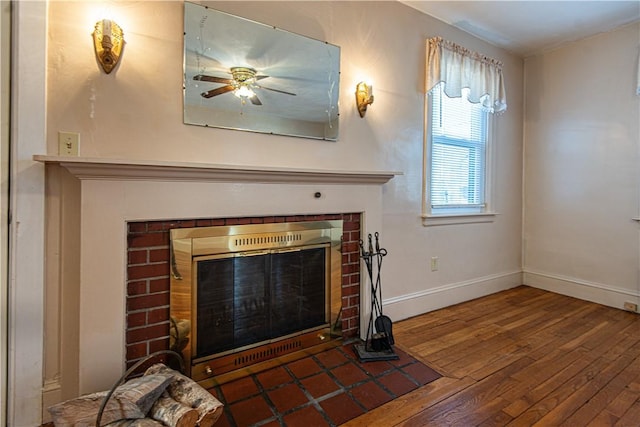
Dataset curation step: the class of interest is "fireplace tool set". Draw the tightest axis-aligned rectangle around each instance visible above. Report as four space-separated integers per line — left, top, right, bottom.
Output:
355 232 399 362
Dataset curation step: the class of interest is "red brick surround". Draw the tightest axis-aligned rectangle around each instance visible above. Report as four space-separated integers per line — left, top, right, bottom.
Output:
126 213 361 368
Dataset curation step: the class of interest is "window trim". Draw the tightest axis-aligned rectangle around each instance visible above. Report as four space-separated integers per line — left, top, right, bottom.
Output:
422 87 497 227
421 211 497 227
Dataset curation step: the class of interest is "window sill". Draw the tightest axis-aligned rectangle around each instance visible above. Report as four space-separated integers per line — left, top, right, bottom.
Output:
422 212 497 227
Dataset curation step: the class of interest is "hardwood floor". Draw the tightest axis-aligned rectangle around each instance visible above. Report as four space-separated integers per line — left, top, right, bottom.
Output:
343 285 640 426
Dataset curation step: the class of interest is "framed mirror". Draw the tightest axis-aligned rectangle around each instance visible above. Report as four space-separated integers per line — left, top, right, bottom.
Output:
183 2 341 141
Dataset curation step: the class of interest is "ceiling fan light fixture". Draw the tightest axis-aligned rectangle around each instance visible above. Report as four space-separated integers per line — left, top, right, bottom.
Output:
195 66 292 105
234 85 255 99
230 67 257 84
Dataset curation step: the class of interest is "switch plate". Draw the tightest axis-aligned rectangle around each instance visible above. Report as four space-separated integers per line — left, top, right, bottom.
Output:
430 256 439 271
58 131 80 156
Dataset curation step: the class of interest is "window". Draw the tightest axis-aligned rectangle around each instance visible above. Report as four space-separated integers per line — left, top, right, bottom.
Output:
423 37 505 225
424 84 495 224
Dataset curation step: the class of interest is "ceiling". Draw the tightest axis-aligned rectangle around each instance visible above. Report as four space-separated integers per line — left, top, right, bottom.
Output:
401 1 640 57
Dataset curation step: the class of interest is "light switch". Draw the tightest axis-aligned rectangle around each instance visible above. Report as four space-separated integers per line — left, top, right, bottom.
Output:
58 131 80 156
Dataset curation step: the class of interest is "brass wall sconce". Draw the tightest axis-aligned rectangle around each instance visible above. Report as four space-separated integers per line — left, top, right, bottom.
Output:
93 19 124 74
355 81 374 117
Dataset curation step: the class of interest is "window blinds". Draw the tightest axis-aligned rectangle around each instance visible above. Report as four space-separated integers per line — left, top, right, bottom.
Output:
430 85 487 208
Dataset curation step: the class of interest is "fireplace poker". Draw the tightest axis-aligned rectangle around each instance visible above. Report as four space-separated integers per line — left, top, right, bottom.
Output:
373 232 394 345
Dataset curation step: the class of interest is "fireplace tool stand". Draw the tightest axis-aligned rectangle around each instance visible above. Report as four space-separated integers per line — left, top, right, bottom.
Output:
355 232 399 362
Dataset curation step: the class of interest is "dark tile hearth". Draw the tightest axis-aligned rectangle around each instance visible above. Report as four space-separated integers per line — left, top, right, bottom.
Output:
210 343 441 427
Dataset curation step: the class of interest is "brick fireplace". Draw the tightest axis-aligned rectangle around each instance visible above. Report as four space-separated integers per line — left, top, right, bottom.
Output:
125 213 362 372
37 156 397 396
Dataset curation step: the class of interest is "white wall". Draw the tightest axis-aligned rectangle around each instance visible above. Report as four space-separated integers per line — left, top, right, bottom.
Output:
44 0 524 316
16 0 524 420
523 22 640 310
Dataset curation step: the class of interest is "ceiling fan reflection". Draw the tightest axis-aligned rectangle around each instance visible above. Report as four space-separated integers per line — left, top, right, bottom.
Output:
193 67 296 106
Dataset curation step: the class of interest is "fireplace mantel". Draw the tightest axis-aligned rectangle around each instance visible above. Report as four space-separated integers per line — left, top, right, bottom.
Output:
34 155 401 184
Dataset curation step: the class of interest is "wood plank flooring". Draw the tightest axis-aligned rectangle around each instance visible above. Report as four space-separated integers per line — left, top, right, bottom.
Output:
343 285 640 426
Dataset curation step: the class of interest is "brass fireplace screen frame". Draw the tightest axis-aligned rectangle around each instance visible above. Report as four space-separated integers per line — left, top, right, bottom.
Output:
170 220 343 383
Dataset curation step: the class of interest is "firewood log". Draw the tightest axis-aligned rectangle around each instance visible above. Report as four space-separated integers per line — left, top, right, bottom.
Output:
48 391 145 426
114 373 175 414
106 418 165 427
149 392 199 427
145 364 223 427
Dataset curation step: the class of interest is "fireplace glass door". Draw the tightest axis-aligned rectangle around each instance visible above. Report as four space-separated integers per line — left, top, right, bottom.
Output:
195 245 328 359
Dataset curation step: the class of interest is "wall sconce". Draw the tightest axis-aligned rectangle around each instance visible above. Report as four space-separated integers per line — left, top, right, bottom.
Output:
355 81 374 117
93 19 124 74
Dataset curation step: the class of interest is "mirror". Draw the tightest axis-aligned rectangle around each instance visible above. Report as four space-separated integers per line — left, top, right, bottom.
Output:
183 2 340 141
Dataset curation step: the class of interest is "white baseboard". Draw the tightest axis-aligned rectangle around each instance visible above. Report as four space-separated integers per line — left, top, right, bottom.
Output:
524 270 640 313
381 270 523 322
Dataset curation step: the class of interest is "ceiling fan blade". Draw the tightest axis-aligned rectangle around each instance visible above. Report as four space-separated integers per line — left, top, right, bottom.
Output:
255 75 269 81
256 85 296 96
201 85 234 98
193 74 234 85
249 94 262 105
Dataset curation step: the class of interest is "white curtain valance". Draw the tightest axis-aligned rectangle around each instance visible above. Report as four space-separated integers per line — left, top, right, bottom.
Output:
426 36 507 114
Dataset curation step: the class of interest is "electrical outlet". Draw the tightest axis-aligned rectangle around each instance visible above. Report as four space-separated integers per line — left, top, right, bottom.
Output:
430 256 439 272
623 302 638 312
58 131 80 156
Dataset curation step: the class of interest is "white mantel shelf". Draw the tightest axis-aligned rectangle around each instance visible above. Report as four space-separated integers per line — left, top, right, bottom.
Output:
34 155 402 185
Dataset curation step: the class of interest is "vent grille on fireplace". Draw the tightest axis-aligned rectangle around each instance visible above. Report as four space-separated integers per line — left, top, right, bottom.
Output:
232 233 303 250
234 340 302 366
